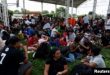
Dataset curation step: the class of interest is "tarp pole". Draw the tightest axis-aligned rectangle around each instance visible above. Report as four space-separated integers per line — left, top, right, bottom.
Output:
23 0 26 16
107 0 110 14
1 0 9 26
76 8 77 15
65 0 70 27
92 0 97 19
71 0 74 17
41 2 43 13
55 4 57 17
105 0 110 30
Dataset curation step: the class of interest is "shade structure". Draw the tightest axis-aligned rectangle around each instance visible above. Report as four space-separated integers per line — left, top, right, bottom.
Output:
30 0 86 8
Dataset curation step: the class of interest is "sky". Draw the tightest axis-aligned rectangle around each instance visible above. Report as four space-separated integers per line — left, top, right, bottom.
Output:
0 0 109 16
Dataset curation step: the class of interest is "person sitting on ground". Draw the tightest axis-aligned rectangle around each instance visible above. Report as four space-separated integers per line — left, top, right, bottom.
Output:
0 36 32 75
81 45 106 68
38 34 49 45
67 29 76 42
33 42 50 59
59 36 67 47
101 30 110 48
44 47 68 75
79 32 92 54
24 25 35 38
70 45 106 75
27 33 38 51
51 25 60 38
65 44 80 62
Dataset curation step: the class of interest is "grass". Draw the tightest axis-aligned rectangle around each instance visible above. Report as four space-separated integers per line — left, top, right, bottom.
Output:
28 48 110 75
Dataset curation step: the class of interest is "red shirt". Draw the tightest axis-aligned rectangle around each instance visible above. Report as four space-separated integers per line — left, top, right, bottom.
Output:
59 37 67 46
28 36 37 46
68 18 76 26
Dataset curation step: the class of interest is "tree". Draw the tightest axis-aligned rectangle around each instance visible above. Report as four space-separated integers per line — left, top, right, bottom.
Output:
21 8 30 14
56 7 66 17
89 11 93 15
50 11 55 14
50 11 55 17
8 10 13 16
13 10 20 14
42 10 49 15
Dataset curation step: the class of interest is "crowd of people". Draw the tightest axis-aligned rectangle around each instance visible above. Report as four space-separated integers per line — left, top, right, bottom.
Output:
0 13 110 75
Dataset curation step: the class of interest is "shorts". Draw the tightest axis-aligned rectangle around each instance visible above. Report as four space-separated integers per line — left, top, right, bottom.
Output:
18 62 32 75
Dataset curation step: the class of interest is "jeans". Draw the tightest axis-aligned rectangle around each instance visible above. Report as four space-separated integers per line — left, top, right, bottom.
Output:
65 52 82 62
65 53 75 62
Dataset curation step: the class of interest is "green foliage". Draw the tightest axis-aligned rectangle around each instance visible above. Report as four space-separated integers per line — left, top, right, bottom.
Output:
13 10 21 14
32 59 45 75
21 8 30 13
56 7 66 17
8 10 13 16
41 7 66 17
42 10 49 15
89 11 93 15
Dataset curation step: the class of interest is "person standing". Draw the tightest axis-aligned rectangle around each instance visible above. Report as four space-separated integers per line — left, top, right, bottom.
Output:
0 36 32 75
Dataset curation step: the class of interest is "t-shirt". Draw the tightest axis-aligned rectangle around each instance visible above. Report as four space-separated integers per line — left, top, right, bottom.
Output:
68 18 76 26
107 19 110 25
51 28 58 38
43 23 51 29
31 19 35 24
68 32 76 41
83 16 89 24
89 54 106 68
80 37 90 46
26 28 35 36
59 39 67 46
46 57 67 75
25 20 32 25
0 46 25 75
28 36 37 46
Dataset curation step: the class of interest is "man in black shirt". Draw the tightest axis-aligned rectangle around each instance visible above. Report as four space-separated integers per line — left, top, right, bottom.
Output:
0 36 32 75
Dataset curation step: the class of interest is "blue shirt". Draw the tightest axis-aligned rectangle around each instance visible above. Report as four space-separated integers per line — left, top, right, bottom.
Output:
83 16 89 24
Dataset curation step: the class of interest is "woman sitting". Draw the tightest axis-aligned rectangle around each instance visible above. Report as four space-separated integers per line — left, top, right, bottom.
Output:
44 48 68 75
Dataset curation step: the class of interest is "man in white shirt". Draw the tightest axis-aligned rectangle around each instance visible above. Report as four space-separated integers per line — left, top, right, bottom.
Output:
105 14 110 30
51 26 58 38
71 46 105 75
43 22 51 30
83 15 89 24
89 54 106 68
82 46 106 68
25 19 32 25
